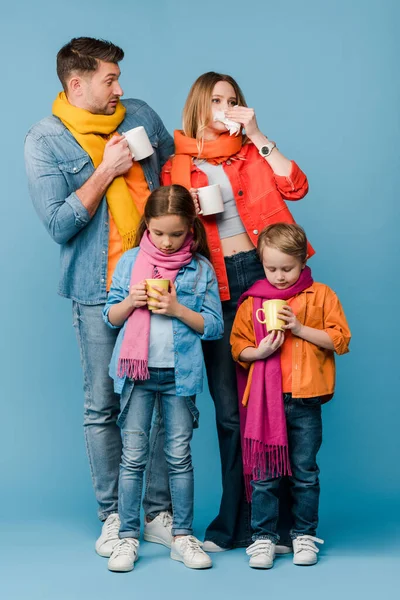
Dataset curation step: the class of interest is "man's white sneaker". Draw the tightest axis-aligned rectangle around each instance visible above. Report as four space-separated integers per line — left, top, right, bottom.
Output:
143 511 173 548
202 541 228 552
293 535 324 566
95 513 121 557
171 536 212 569
275 543 293 555
246 539 276 569
108 538 139 572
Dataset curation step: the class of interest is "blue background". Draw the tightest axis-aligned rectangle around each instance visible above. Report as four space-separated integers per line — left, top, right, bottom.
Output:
1 0 398 598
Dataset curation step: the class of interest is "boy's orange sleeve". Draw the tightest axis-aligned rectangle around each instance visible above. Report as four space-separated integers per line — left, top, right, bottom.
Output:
230 298 256 369
323 288 351 355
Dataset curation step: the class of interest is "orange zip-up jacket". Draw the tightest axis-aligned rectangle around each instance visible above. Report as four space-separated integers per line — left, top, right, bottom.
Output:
162 143 312 301
230 282 351 405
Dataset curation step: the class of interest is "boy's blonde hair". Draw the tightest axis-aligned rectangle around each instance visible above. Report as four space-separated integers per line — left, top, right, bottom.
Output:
257 223 308 264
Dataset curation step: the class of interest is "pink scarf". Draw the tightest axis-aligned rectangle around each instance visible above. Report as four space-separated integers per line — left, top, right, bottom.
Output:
236 266 314 500
118 231 194 381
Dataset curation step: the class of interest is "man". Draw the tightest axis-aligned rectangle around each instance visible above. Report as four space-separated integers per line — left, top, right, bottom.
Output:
25 37 173 556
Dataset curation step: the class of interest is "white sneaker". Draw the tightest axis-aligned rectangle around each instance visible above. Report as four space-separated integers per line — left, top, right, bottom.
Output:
293 535 324 566
246 539 276 569
143 511 173 548
171 536 213 569
202 541 228 552
95 513 121 557
275 543 293 555
108 538 139 572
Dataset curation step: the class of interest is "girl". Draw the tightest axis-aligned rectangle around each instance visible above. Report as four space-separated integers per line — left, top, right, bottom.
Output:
162 72 312 552
230 223 351 568
103 184 223 572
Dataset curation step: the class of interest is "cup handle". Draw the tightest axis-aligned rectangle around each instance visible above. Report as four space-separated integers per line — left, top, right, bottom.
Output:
255 308 267 324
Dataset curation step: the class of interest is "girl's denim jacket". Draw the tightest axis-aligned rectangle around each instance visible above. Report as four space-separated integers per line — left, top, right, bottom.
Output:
103 247 224 399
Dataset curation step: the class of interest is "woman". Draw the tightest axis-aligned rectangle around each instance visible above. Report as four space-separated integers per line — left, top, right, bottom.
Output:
162 72 313 551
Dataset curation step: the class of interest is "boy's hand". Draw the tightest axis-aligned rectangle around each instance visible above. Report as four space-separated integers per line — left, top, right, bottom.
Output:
151 281 181 317
279 305 302 336
256 330 285 359
128 280 148 309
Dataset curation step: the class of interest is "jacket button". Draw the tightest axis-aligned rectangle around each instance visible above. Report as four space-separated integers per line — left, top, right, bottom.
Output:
253 229 259 235
226 159 231 165
238 190 243 196
73 167 78 172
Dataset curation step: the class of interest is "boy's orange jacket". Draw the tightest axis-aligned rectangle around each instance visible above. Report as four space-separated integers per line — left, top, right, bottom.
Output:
230 282 351 404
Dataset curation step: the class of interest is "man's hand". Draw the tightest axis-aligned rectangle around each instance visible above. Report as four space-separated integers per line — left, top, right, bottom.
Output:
100 135 133 178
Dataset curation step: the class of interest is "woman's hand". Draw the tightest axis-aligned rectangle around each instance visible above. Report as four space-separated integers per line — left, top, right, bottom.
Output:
256 330 285 359
225 106 260 137
278 305 302 336
128 280 148 309
190 188 202 215
150 281 181 317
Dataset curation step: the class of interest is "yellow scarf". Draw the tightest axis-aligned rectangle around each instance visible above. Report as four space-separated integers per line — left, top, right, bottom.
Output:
52 92 140 250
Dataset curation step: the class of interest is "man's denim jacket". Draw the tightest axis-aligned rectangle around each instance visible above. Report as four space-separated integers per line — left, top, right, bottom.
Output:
24 99 174 304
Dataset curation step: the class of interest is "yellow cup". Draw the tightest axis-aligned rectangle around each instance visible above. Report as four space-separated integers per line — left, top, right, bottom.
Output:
145 279 170 311
255 299 288 331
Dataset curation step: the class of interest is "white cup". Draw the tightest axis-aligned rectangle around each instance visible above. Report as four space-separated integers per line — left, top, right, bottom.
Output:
123 126 154 161
197 184 224 216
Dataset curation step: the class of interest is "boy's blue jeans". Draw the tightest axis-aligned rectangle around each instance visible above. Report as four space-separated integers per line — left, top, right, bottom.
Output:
118 368 194 539
251 394 323 543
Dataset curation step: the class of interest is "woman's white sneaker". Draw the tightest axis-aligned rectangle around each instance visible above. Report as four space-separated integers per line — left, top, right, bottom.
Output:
293 535 324 566
171 536 212 569
246 539 276 569
95 513 121 557
108 538 139 572
144 511 173 548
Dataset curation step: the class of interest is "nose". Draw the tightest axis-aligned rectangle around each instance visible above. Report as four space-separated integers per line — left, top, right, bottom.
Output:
114 81 123 97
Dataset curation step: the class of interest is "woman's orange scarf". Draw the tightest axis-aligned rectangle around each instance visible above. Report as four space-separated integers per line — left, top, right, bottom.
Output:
170 130 243 190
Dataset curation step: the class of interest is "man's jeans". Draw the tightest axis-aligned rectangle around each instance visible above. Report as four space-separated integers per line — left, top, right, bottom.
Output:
72 302 170 521
118 368 194 538
251 394 323 542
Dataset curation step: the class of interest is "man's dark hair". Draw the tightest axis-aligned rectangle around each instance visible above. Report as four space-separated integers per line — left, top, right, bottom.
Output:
56 37 124 91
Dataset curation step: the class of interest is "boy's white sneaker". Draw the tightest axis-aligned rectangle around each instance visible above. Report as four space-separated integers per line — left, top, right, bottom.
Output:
246 539 276 569
293 535 324 566
171 535 213 569
95 513 121 557
143 511 173 548
108 538 139 572
202 541 228 552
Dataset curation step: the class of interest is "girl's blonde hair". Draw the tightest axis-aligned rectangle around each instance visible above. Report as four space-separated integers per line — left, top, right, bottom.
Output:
182 71 248 144
257 223 308 264
135 185 211 260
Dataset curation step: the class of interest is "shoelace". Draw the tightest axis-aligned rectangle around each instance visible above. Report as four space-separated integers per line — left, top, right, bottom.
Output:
105 514 120 539
177 535 205 556
112 538 139 557
294 535 324 553
159 511 173 529
246 539 274 557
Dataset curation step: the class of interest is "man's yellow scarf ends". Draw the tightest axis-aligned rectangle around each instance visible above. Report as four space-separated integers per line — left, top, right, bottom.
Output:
52 92 140 250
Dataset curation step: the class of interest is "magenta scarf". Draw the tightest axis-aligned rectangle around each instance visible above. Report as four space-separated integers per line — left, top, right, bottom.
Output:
236 266 314 500
118 230 194 381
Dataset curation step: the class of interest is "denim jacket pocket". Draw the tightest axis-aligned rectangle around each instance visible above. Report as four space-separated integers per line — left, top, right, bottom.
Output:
58 155 91 174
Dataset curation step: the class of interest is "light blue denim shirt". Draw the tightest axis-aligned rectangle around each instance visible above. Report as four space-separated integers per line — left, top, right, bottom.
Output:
103 247 224 398
24 99 174 304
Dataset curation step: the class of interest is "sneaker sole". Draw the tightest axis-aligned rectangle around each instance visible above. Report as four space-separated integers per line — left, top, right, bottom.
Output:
96 543 118 558
143 533 172 549
293 558 318 566
170 551 212 569
249 561 274 569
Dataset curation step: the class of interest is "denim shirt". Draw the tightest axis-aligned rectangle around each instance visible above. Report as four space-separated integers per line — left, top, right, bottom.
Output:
103 247 224 398
24 99 174 304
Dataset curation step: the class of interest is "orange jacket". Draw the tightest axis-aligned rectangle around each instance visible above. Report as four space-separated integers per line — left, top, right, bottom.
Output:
162 143 311 301
230 282 351 404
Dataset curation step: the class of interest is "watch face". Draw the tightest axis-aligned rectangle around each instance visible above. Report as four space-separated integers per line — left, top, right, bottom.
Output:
261 146 270 156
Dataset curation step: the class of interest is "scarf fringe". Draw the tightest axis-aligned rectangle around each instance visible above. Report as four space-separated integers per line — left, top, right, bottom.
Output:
118 358 149 381
243 439 292 502
122 230 137 252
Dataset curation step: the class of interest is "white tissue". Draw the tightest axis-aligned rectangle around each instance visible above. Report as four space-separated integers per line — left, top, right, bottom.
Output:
213 110 241 136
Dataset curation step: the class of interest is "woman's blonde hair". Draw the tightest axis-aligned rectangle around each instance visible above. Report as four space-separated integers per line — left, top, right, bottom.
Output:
182 71 248 143
257 223 308 264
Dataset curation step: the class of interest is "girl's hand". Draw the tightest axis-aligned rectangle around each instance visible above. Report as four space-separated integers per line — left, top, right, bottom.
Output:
225 106 260 137
128 280 148 309
278 305 302 336
256 330 285 359
190 188 202 215
150 281 181 317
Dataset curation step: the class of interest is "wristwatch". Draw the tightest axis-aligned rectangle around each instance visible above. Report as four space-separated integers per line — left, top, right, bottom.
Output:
259 141 276 158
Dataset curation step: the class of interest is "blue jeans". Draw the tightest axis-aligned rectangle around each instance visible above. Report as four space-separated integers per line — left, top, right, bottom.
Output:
118 368 194 538
72 302 171 521
251 394 323 542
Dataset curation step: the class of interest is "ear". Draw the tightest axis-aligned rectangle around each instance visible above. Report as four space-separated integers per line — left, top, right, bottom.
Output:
68 75 83 96
301 260 307 270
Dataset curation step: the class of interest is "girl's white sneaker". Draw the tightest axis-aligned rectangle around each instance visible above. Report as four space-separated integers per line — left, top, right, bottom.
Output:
171 536 212 569
108 538 140 572
246 539 276 569
95 513 121 557
292 535 324 566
